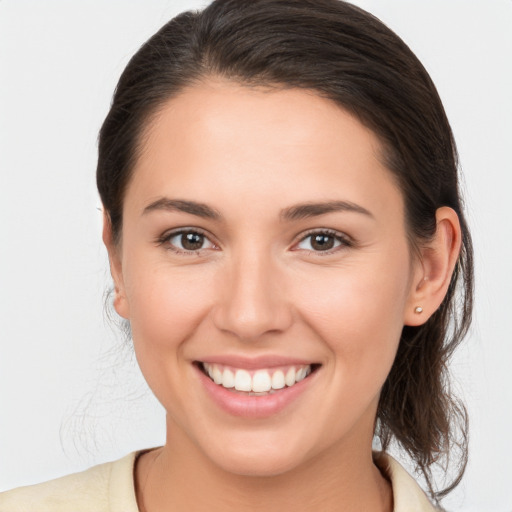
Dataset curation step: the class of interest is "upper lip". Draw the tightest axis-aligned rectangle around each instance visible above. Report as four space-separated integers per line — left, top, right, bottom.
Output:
195 354 319 370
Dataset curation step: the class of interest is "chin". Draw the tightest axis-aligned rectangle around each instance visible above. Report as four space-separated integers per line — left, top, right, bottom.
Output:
202 436 309 477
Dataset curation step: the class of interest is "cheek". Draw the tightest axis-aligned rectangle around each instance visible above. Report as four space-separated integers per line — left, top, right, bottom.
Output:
122 259 214 384
295 255 411 378
129 271 206 339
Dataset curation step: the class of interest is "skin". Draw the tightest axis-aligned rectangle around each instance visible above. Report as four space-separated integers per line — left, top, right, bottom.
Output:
104 79 461 512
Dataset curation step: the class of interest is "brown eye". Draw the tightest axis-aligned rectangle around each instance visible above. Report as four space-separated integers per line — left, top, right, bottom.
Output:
168 230 214 252
182 232 204 250
296 231 347 252
310 234 335 251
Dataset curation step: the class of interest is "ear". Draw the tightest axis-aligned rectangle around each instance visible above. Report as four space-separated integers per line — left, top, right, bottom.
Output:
102 212 130 319
404 207 462 326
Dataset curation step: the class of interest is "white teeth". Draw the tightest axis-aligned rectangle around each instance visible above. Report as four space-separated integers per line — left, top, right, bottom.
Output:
252 370 272 392
202 363 313 393
212 366 222 384
285 367 296 387
295 367 306 382
222 368 235 388
271 370 285 390
234 369 252 391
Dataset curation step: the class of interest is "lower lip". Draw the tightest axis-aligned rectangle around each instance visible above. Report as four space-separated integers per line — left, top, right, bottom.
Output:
195 365 317 419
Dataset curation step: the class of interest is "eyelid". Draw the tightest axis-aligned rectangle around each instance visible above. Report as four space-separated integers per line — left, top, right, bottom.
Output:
155 226 353 256
291 228 354 254
156 226 219 254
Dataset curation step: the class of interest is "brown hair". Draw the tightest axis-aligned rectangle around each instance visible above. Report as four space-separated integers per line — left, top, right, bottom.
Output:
97 0 473 503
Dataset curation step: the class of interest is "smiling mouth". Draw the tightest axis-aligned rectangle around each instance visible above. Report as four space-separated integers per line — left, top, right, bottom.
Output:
197 362 320 396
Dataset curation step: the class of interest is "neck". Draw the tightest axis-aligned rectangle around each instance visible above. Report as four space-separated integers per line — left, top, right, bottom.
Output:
136 424 392 512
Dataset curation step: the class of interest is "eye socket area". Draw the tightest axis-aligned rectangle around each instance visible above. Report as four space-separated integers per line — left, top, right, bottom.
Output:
159 228 218 254
293 229 352 253
157 227 353 256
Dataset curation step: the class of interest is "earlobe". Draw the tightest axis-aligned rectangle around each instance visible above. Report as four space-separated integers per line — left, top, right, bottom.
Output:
404 207 461 326
102 211 130 319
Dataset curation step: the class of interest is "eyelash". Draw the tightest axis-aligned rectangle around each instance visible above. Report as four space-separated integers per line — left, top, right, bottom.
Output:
293 228 354 256
156 227 217 255
156 228 353 256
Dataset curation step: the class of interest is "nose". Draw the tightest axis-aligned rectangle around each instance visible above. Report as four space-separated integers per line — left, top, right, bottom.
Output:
212 249 293 341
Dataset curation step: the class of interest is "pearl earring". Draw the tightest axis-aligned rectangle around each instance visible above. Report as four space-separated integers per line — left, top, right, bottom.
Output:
414 306 423 314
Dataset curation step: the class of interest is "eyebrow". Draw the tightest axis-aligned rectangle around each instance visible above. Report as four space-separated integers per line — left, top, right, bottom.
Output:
142 198 222 220
279 200 373 221
142 197 373 222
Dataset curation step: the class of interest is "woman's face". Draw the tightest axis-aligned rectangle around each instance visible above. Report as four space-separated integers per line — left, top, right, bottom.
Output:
111 80 421 475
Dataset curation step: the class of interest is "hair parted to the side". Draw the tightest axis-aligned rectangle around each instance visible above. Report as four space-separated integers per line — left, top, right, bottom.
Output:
97 0 473 504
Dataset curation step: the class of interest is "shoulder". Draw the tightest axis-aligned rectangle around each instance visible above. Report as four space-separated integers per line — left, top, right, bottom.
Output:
373 452 439 512
0 452 139 512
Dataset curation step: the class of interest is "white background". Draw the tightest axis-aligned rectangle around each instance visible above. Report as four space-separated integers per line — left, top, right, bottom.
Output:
0 1 511 510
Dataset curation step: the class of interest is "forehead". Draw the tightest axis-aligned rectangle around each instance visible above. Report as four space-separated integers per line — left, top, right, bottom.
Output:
143 79 382 160
127 79 402 219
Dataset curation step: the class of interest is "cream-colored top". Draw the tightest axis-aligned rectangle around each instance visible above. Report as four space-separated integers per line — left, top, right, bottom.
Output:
0 451 437 511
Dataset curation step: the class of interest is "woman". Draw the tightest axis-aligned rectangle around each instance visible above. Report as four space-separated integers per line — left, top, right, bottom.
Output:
0 0 473 510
